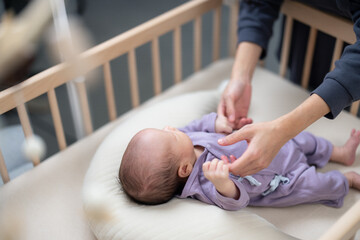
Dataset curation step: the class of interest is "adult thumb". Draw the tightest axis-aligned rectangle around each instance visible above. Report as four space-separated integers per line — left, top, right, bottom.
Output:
225 97 236 123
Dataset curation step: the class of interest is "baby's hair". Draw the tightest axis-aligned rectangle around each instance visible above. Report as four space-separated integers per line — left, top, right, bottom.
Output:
119 130 186 205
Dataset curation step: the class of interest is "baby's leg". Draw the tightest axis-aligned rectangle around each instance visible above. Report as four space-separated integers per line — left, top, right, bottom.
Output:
330 129 360 166
344 172 360 190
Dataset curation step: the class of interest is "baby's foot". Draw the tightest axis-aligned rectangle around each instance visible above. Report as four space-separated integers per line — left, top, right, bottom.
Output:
344 171 360 190
343 129 360 166
333 129 360 166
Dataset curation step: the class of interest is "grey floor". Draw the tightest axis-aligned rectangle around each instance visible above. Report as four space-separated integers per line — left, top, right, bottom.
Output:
0 0 282 182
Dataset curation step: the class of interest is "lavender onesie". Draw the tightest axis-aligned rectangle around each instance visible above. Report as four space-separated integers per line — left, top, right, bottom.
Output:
177 113 349 211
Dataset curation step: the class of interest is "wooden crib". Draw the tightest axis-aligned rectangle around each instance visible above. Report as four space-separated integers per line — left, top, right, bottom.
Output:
0 0 359 239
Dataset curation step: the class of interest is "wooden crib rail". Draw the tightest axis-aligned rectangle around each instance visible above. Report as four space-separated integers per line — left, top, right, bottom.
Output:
280 0 360 117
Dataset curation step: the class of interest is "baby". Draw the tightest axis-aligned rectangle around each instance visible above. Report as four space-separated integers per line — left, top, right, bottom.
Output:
118 113 360 210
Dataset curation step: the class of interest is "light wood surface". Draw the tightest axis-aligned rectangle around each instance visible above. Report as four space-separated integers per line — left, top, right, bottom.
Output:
128 49 140 107
75 80 93 136
103 62 117 121
212 6 221 61
173 26 182 84
301 27 317 89
151 38 162 95
47 88 67 150
194 16 202 72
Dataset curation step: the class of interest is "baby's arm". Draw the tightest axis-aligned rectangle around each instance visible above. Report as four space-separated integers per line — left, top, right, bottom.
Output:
179 112 218 133
180 112 252 134
202 159 240 199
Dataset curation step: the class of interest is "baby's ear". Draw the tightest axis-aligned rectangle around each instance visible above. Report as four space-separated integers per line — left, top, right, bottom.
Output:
178 162 192 178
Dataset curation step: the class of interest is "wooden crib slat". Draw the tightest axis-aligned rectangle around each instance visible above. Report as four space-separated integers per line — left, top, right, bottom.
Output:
280 16 293 77
128 49 140 107
151 38 162 95
103 62 117 121
194 16 202 72
228 1 239 57
212 6 221 62
330 38 343 71
75 80 93 136
173 26 182 84
350 100 360 116
0 149 10 183
16 103 40 165
47 89 67 150
301 27 317 89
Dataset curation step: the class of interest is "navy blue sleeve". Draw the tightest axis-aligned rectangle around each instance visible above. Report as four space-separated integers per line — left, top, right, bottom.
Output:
237 0 283 59
312 3 360 119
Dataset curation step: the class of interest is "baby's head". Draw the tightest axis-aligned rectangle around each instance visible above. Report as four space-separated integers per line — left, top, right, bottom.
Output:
119 126 196 205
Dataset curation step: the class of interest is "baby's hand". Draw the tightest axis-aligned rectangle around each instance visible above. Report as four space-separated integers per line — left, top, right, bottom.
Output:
233 117 253 130
215 115 234 134
202 159 230 187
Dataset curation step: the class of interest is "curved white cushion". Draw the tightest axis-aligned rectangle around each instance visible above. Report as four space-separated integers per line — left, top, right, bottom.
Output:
83 89 298 240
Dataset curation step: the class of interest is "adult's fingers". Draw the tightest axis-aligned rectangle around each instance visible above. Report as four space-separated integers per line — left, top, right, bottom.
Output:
217 99 226 117
235 117 253 129
224 96 236 123
228 152 263 177
218 126 252 146
221 155 230 164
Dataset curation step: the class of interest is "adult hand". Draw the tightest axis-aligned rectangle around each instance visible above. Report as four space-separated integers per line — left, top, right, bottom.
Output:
217 121 287 177
217 79 252 129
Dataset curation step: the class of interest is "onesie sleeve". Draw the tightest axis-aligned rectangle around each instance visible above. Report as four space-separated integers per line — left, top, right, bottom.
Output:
237 0 283 59
179 112 217 133
202 178 250 211
312 3 360 119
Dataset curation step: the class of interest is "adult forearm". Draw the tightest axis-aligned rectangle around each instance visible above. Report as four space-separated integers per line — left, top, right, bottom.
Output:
231 42 262 84
275 94 330 141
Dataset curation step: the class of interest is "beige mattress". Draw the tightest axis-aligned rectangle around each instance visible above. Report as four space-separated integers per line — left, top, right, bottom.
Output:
0 59 359 240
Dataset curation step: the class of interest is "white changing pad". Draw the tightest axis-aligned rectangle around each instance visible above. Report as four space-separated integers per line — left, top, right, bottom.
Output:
83 59 360 240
